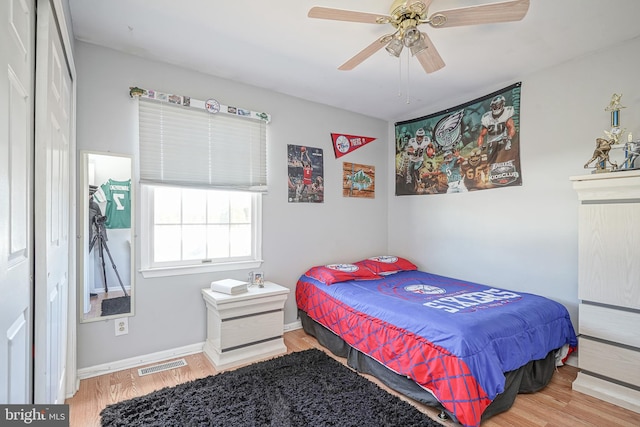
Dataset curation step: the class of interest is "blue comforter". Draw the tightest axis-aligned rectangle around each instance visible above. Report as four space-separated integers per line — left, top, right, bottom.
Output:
296 270 577 427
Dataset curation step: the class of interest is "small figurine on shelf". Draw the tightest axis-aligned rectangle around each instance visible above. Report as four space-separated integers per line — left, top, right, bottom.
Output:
584 136 618 172
605 93 625 114
621 133 640 170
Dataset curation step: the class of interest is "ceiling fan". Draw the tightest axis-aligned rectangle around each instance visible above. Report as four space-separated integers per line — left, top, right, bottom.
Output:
308 0 530 74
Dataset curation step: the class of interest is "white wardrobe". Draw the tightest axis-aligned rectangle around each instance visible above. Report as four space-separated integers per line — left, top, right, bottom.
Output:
570 170 640 414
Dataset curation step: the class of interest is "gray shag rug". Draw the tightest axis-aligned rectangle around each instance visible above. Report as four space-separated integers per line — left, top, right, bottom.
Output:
100 348 442 427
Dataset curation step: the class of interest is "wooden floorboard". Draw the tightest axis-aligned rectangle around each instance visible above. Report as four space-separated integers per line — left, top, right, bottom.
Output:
65 329 640 427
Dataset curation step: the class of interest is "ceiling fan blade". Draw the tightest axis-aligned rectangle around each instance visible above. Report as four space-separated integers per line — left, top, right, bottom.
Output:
414 32 445 73
338 37 388 71
429 0 530 28
308 7 389 24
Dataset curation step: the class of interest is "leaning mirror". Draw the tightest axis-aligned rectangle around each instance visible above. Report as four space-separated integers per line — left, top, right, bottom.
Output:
79 151 134 322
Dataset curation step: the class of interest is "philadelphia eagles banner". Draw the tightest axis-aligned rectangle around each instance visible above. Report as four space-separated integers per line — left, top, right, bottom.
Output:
395 82 522 195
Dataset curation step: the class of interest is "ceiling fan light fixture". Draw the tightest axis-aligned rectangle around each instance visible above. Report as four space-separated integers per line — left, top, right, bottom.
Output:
410 35 428 56
402 25 421 47
385 37 404 57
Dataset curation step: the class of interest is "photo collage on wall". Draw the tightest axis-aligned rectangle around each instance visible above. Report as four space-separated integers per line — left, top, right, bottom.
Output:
395 82 523 195
287 144 324 203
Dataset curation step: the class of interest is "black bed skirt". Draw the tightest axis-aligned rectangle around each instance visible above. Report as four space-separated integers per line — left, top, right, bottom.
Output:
298 309 556 424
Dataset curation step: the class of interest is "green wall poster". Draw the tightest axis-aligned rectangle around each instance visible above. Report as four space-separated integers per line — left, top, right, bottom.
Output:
395 82 522 195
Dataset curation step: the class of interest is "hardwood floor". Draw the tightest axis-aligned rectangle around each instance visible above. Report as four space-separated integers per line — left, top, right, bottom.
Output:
66 329 640 427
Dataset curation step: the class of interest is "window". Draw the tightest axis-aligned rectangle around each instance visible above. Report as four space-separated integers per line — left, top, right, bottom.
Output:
137 96 267 277
141 186 262 276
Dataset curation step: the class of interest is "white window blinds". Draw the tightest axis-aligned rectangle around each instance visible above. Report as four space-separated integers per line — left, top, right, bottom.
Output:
138 99 267 191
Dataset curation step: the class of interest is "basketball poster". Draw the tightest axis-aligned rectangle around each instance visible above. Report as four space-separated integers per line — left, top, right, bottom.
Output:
287 144 324 203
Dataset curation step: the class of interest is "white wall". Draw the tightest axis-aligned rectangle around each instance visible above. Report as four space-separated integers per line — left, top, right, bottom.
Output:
75 42 389 369
76 35 640 370
388 36 640 329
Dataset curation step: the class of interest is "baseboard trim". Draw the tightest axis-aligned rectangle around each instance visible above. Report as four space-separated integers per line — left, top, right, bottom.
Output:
77 321 303 380
77 342 204 380
284 319 302 331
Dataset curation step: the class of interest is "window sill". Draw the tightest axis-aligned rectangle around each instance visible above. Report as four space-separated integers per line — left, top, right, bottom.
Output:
140 260 263 279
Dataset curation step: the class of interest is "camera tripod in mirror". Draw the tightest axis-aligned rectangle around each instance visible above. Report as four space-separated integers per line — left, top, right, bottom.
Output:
89 212 128 296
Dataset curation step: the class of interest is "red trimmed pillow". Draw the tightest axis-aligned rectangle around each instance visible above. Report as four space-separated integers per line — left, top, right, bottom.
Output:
354 256 417 275
304 263 381 285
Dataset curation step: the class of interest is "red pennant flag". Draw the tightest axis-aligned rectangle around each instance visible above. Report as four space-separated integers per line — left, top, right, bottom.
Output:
331 133 376 158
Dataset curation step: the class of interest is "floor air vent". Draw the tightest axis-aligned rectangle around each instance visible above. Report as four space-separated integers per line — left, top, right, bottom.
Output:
138 358 187 376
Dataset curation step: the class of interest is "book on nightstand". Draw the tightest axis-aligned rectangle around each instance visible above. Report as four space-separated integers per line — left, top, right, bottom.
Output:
210 278 249 295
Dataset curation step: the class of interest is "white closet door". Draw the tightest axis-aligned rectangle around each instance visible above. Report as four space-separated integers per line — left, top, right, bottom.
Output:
0 0 35 404
34 0 73 404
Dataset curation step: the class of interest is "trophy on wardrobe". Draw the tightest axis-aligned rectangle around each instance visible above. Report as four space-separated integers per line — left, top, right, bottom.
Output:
583 93 626 173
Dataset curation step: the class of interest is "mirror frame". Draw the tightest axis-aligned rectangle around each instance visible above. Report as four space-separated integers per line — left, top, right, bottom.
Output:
79 150 135 323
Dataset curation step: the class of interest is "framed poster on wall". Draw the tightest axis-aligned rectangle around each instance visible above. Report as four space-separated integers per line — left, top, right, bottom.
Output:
395 82 522 195
287 144 324 203
343 162 375 198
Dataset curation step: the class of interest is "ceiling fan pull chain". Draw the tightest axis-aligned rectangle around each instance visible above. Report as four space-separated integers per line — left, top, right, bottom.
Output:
405 50 411 104
397 55 403 98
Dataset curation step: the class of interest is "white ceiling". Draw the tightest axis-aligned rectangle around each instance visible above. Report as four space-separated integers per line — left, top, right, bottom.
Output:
68 0 640 122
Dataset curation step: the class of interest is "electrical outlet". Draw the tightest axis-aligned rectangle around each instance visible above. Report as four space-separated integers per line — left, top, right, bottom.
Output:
115 317 129 336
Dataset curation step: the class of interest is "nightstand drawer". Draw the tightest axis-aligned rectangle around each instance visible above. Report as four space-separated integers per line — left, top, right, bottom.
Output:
220 310 284 350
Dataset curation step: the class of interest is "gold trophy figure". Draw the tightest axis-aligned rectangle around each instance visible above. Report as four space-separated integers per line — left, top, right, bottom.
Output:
584 94 626 173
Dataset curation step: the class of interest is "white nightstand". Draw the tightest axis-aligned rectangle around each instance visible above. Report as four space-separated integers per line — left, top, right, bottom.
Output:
201 281 290 370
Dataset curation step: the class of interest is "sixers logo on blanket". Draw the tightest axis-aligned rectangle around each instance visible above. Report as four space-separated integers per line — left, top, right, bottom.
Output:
377 273 523 313
423 288 523 313
404 284 446 295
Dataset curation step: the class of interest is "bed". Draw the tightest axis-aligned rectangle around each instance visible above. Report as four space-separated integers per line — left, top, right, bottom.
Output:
295 257 577 427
